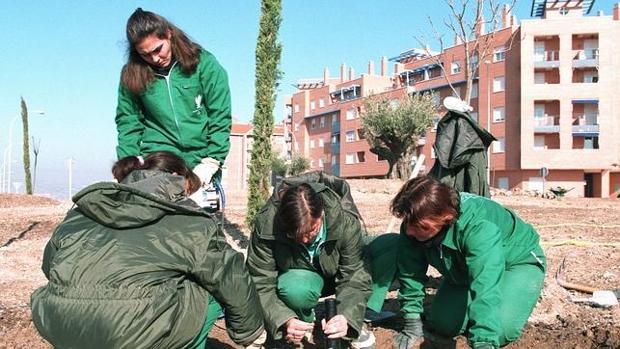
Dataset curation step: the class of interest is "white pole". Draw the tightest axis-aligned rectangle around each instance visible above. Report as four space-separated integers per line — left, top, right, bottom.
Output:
6 115 20 193
485 60 492 185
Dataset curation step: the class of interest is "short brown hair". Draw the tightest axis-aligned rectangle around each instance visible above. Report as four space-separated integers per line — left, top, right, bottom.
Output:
391 175 460 227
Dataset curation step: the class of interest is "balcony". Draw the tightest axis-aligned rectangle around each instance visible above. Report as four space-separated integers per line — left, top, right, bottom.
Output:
331 164 340 176
573 49 599 69
534 115 560 133
534 51 559 68
572 114 599 135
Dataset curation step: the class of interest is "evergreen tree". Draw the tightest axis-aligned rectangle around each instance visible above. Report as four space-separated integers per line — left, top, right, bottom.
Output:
246 0 282 227
21 97 33 194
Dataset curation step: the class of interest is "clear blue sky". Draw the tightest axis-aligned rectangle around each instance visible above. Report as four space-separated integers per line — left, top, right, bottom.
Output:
0 1 615 199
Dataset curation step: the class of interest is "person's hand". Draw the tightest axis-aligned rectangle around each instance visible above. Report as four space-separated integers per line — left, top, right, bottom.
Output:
321 314 348 339
193 157 220 186
244 329 267 348
472 343 495 349
392 317 423 349
285 318 314 343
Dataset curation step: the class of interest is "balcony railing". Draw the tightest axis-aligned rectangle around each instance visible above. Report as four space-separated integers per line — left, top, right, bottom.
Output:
331 164 340 176
331 121 340 134
534 51 560 68
533 115 560 133
572 114 600 134
573 49 599 68
331 143 340 154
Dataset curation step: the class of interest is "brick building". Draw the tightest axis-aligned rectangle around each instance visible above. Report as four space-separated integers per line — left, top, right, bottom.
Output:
284 0 620 198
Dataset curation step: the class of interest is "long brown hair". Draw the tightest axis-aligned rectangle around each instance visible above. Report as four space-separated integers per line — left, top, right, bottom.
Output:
390 175 460 228
121 8 201 94
112 151 201 195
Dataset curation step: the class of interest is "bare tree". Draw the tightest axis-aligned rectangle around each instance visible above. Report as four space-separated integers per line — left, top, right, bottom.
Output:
413 0 517 104
31 137 41 194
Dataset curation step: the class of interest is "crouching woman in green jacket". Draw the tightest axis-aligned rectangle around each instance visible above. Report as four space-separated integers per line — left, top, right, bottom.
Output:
246 172 387 348
391 176 546 349
30 151 264 349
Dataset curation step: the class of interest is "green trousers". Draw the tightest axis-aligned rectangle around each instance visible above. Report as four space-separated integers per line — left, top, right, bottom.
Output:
186 295 223 349
276 234 400 322
426 259 545 346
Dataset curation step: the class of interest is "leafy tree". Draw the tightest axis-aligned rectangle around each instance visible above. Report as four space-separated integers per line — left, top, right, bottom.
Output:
289 153 310 176
246 0 282 227
271 152 288 177
361 93 435 179
21 97 33 194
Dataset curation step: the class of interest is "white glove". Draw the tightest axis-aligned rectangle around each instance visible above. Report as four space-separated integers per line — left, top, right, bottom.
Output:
245 330 267 349
193 157 220 186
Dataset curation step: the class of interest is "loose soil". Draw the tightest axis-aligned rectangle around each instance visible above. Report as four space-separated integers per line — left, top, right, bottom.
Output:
1 180 619 349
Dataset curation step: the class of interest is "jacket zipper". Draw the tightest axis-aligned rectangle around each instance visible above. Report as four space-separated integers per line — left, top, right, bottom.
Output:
157 62 185 148
438 244 457 284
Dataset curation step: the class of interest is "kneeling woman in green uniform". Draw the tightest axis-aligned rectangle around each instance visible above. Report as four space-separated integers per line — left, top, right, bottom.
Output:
391 176 546 349
31 151 264 349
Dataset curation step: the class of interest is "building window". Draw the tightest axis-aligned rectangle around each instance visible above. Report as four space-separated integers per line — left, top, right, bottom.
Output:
310 100 316 110
357 128 366 140
319 98 325 108
294 104 300 113
497 177 509 190
377 154 386 161
431 148 436 159
493 47 506 62
309 139 315 148
470 112 479 123
319 138 325 147
493 76 505 92
471 82 479 98
346 108 357 120
451 62 461 74
331 155 337 165
356 151 366 163
431 91 440 106
310 160 315 168
534 135 546 150
345 153 355 164
319 158 324 168
310 118 316 129
320 116 325 128
432 117 440 131
584 136 599 149
493 137 505 153
332 135 339 143
346 130 356 142
493 106 505 122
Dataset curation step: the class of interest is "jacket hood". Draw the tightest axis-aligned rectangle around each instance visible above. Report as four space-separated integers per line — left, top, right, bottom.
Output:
433 110 497 169
72 170 205 229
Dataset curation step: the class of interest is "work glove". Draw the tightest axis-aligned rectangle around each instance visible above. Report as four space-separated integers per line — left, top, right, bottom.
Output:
392 317 423 349
244 329 267 349
472 343 496 349
193 157 220 186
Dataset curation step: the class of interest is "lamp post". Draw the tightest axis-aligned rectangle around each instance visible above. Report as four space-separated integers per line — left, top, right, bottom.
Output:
484 60 492 185
3 110 45 193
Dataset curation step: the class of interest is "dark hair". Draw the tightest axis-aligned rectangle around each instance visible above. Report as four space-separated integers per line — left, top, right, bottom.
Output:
121 8 201 94
112 151 201 195
391 175 460 228
277 183 324 239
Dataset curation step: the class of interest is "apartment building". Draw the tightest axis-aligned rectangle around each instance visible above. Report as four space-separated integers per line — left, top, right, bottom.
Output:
520 0 620 197
285 0 620 197
221 122 286 194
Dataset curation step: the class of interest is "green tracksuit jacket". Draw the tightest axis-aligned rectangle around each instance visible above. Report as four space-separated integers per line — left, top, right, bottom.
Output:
397 192 546 346
30 171 263 349
115 49 232 168
247 174 372 340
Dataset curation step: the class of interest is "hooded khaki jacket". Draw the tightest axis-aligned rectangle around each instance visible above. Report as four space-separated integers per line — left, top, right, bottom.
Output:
115 49 232 168
31 171 263 349
246 172 372 340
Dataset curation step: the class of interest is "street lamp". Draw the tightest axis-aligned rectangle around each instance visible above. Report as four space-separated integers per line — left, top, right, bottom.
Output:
2 110 45 193
484 60 492 185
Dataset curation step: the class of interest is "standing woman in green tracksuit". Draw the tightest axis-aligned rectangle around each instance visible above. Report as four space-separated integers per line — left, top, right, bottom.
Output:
390 176 546 349
115 8 231 186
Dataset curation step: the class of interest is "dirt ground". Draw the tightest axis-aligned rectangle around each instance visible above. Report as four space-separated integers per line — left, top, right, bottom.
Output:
1 179 619 348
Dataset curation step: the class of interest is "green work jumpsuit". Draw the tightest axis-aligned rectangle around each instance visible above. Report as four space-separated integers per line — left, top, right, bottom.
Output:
398 192 546 348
